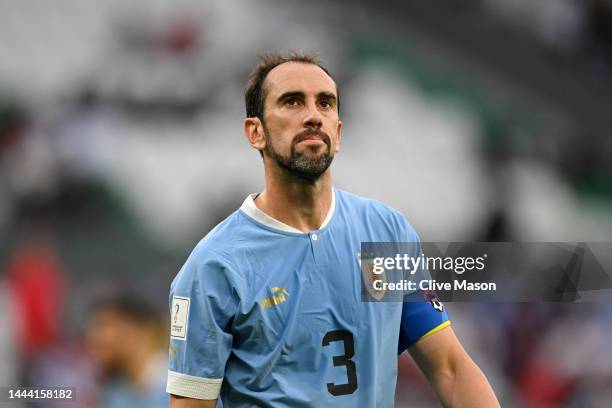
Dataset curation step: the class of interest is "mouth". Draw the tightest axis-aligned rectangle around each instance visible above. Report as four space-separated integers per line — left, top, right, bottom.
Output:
295 130 329 147
297 137 325 145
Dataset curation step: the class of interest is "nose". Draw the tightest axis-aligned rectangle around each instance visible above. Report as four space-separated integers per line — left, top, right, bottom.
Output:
302 101 323 129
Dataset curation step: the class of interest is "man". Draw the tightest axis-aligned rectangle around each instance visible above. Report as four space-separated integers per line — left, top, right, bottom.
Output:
88 294 169 408
167 52 499 407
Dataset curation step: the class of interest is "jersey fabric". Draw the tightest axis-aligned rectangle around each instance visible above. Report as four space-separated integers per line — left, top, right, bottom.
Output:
166 188 449 407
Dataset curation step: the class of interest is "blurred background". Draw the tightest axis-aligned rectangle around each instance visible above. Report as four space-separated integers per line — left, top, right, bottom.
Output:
1 0 612 407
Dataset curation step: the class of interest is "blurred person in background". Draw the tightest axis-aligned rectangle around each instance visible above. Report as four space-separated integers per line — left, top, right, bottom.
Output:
86 294 168 408
6 228 66 360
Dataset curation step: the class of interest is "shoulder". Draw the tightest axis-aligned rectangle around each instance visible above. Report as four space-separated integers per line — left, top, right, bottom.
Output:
171 210 249 290
335 188 419 240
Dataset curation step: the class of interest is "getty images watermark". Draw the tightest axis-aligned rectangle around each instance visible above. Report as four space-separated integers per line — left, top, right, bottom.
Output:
360 242 612 302
369 252 492 292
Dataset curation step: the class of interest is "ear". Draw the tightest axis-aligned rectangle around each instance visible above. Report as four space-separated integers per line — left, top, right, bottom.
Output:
244 117 266 152
334 120 343 153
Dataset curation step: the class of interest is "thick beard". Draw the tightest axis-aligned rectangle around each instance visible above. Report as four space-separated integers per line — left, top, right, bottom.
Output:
263 126 334 181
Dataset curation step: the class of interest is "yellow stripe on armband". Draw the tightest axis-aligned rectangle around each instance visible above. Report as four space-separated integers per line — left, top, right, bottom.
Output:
420 320 452 341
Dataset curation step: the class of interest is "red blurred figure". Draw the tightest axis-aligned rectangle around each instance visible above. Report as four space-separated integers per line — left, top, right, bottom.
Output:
518 359 575 408
7 239 66 356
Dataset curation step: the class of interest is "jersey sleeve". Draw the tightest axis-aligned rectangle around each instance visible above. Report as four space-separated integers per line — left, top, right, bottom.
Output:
394 212 450 354
166 251 242 400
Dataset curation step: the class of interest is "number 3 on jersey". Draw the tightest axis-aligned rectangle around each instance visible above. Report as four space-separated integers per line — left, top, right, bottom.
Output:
322 329 358 396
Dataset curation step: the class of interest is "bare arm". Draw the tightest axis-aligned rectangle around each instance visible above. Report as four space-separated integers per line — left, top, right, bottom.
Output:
169 394 217 408
408 326 500 408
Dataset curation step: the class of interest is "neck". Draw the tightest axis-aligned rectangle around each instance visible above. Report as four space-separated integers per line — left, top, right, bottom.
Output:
255 162 333 232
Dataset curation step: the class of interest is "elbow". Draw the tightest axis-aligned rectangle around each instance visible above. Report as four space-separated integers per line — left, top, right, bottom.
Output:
431 358 460 392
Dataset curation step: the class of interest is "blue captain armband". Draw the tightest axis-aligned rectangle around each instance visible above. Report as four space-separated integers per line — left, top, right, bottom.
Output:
398 290 450 354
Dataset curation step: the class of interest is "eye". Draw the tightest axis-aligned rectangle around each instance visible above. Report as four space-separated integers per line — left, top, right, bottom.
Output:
285 98 299 106
319 100 331 108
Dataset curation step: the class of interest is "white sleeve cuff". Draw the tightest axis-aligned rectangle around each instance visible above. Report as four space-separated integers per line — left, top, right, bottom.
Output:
166 370 223 400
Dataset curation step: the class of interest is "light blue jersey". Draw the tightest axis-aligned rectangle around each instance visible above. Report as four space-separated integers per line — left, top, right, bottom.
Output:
166 188 449 407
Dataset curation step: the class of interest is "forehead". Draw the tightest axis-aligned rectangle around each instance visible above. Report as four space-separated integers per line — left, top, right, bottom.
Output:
264 62 337 100
94 308 124 321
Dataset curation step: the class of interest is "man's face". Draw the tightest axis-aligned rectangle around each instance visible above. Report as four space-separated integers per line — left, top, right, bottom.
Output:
260 62 342 180
86 309 145 378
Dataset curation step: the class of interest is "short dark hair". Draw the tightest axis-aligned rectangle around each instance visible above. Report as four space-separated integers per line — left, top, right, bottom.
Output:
244 51 338 120
92 293 161 326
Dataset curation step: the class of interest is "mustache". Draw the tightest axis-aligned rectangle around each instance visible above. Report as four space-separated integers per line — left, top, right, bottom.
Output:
293 128 331 146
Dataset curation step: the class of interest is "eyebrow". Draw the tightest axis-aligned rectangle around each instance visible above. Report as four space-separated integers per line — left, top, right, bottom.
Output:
277 91 305 102
318 92 337 105
277 90 338 105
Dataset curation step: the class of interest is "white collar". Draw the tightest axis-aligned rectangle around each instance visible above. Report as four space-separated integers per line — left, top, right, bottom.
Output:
240 188 336 234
